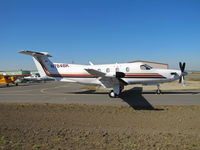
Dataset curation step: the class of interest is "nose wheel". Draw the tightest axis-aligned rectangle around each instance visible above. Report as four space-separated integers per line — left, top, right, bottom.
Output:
156 84 162 95
156 89 162 94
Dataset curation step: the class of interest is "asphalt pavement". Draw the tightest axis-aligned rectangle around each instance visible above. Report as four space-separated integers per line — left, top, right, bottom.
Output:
0 81 200 107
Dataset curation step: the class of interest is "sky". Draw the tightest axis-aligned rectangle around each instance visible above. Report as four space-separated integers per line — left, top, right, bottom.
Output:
0 0 200 71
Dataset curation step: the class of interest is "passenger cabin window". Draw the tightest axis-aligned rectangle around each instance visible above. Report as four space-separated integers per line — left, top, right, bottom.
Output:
115 67 119 72
106 68 110 73
140 64 152 70
126 67 130 72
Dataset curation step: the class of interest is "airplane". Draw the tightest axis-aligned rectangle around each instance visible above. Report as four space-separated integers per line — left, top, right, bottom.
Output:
21 74 54 83
19 50 188 98
0 74 30 87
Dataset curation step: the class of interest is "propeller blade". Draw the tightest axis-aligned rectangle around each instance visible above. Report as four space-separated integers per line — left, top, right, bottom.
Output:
178 62 186 86
182 62 186 72
179 62 186 72
179 76 182 83
179 62 182 71
182 76 185 86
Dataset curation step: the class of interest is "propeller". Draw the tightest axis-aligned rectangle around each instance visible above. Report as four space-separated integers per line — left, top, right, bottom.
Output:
179 62 186 86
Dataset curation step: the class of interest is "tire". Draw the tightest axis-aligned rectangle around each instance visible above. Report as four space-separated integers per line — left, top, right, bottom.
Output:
109 90 117 98
156 89 162 94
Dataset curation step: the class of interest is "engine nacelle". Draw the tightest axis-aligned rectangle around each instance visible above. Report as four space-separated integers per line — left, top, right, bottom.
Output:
116 72 125 78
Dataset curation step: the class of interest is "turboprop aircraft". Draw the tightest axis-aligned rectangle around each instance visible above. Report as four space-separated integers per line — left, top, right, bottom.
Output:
19 50 188 98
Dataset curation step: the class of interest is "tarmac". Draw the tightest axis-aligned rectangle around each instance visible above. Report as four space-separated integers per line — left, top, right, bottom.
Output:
0 81 200 107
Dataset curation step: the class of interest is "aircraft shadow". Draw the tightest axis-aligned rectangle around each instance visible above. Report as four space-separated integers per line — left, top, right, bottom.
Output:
142 91 199 95
72 87 199 110
119 87 163 110
73 87 164 111
73 87 199 95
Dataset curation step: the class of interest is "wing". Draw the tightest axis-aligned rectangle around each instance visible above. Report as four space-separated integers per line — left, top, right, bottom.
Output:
85 69 127 88
12 74 31 78
85 69 106 78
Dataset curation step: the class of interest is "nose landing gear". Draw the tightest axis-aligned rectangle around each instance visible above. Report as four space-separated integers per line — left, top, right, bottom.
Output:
156 84 162 95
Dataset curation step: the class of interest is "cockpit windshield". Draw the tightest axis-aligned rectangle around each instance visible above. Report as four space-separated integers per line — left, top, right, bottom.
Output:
140 64 153 70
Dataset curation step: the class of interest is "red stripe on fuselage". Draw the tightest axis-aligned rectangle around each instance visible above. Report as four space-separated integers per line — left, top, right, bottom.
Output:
125 74 165 78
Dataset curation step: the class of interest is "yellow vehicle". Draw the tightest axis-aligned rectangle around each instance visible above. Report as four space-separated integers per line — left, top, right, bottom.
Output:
0 74 30 87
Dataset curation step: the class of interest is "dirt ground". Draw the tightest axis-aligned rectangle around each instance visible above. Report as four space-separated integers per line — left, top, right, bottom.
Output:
0 103 200 150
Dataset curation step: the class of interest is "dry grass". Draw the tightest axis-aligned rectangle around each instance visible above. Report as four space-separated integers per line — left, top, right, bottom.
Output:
1 103 200 150
187 78 200 81
189 72 200 75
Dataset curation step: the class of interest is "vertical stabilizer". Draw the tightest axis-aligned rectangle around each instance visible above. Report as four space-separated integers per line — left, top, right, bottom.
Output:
19 50 58 77
32 57 47 77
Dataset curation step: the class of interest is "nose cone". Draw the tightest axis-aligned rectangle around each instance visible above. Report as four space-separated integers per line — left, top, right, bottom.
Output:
176 70 188 77
176 70 182 76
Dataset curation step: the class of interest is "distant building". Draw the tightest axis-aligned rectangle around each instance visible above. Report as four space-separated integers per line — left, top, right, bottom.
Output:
30 70 40 76
0 70 31 75
130 60 168 69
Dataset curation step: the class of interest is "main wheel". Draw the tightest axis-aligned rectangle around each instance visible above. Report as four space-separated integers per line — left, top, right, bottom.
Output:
156 89 162 95
109 90 117 98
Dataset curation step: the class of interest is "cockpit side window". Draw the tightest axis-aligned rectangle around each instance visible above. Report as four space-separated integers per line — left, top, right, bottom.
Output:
140 65 146 70
140 64 152 70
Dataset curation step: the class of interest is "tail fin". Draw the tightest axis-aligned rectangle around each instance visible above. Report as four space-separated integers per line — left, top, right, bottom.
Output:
19 50 57 77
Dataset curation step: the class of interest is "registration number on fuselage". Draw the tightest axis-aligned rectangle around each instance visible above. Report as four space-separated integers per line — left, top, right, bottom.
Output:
53 64 69 68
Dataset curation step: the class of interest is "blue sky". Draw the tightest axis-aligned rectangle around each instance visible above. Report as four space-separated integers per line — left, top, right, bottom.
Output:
0 0 200 71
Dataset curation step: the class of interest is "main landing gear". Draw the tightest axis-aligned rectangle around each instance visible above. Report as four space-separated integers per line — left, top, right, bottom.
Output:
109 86 124 98
156 84 162 95
109 84 162 97
6 82 18 87
109 90 117 98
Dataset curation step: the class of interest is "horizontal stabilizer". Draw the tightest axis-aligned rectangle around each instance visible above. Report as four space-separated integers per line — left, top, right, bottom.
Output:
19 50 52 57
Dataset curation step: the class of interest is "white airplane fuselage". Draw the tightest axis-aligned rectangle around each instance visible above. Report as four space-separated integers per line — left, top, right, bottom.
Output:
19 50 187 97
51 63 181 85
